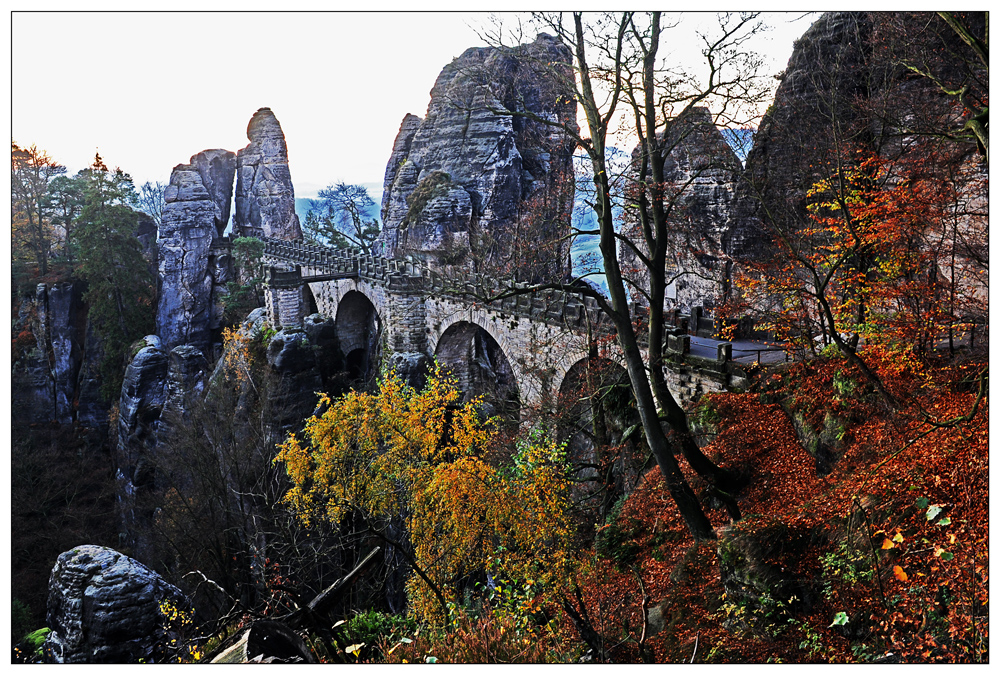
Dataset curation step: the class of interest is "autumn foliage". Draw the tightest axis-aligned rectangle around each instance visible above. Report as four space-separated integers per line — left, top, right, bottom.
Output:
276 363 578 623
556 353 987 663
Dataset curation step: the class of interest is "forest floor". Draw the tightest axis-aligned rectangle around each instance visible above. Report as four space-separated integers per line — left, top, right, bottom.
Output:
553 351 988 663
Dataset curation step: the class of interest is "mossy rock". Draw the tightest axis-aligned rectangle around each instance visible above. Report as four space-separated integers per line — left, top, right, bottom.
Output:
594 495 644 569
405 171 453 226
716 519 826 634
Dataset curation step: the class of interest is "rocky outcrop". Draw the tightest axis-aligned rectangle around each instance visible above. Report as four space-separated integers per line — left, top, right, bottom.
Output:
378 34 576 281
191 149 237 236
381 114 423 221
265 327 326 428
44 545 188 663
163 344 210 421
730 13 872 259
156 150 236 354
11 281 108 428
234 108 302 241
620 107 744 313
116 338 169 526
115 337 210 558
46 282 85 422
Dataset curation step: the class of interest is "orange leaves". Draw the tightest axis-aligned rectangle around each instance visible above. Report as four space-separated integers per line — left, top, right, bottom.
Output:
735 143 973 372
892 565 909 582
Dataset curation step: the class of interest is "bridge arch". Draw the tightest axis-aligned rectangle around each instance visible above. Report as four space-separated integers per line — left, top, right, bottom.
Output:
308 279 390 327
302 283 318 317
434 319 520 420
336 290 383 382
556 355 640 520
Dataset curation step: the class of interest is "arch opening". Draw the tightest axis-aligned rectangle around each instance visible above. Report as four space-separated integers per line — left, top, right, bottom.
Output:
303 283 319 317
335 290 382 386
434 321 520 421
557 356 642 525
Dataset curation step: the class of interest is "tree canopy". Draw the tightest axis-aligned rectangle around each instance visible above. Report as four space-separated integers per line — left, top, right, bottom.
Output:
276 364 578 623
72 153 155 399
303 182 381 255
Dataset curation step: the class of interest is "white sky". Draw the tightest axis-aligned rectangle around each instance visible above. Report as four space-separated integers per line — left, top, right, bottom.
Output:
11 11 816 198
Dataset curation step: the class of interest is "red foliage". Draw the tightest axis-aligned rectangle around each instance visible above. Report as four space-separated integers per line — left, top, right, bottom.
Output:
567 357 987 663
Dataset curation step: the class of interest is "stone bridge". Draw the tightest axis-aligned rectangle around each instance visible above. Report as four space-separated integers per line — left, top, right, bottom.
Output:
261 238 752 413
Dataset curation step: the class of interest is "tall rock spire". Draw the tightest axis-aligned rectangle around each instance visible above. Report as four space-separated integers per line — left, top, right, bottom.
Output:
378 34 577 282
156 150 236 352
234 107 302 241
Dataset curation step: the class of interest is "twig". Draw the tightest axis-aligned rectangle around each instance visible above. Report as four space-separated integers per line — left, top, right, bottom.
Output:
850 498 889 611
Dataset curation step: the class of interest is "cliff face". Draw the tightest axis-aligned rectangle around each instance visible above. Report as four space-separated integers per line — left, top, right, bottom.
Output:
234 107 302 241
11 282 108 429
729 12 873 259
156 150 237 353
620 107 745 314
378 34 577 281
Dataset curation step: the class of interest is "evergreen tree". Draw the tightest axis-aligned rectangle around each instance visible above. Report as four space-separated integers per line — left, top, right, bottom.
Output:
73 153 156 400
46 173 86 266
303 182 380 254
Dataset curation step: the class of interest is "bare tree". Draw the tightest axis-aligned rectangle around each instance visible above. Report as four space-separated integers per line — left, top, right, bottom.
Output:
475 12 769 540
11 141 66 275
136 180 166 226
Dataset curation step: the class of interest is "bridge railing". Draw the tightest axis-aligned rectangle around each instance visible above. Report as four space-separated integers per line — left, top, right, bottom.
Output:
262 237 614 332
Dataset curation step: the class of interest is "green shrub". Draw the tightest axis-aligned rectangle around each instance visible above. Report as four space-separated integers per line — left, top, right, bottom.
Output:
341 610 417 662
832 369 856 400
405 171 452 225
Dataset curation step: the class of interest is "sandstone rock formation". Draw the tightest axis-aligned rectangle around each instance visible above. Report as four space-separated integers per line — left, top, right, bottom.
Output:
265 327 326 428
44 545 188 663
116 336 210 558
620 107 744 314
11 281 108 428
234 107 302 241
156 150 237 353
729 12 873 259
378 34 577 281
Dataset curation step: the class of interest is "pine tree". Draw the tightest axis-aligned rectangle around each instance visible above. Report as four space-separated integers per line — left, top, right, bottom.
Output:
73 153 156 400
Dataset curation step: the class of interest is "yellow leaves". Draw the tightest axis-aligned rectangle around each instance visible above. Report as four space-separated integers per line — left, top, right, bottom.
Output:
275 363 578 622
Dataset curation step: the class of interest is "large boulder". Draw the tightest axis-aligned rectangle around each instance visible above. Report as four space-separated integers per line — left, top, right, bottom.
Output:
157 150 237 352
378 34 577 281
44 545 188 663
234 107 302 241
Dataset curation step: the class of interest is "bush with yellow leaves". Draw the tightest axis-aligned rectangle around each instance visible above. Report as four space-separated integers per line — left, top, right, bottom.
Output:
275 363 578 624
